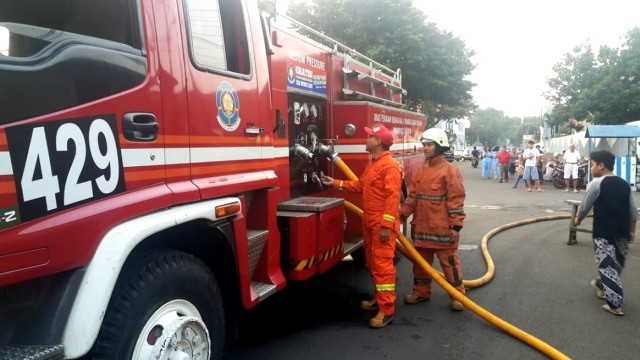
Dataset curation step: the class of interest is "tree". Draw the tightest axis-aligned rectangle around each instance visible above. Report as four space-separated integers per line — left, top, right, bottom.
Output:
465 108 519 147
586 28 640 124
514 116 544 146
545 27 640 128
285 0 476 127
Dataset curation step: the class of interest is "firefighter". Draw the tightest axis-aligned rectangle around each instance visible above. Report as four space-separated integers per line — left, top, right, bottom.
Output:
399 128 467 311
321 125 402 328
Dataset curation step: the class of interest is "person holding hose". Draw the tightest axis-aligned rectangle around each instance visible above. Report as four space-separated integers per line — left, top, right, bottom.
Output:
321 125 402 328
399 128 467 311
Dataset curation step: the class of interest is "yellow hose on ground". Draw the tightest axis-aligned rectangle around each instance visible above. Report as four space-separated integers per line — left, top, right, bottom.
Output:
352 204 574 288
335 158 571 360
399 214 576 288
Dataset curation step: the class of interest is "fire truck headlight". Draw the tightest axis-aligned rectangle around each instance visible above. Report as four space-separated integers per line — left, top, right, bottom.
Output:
344 124 356 137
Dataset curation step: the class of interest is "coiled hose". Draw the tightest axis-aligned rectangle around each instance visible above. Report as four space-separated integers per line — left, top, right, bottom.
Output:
335 158 572 360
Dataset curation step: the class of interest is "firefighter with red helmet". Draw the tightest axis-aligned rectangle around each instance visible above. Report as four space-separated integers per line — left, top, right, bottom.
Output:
321 125 402 328
399 128 467 311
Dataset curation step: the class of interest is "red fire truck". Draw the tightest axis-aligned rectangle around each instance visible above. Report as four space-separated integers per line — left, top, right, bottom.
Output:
0 1 426 359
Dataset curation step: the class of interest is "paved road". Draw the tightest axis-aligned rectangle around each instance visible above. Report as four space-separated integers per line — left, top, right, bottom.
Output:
225 160 640 360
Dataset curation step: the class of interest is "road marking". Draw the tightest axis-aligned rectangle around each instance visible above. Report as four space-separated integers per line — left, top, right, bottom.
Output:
466 204 570 214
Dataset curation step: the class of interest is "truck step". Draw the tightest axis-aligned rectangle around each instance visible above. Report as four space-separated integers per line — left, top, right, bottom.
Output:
0 345 64 360
250 281 277 300
247 229 269 277
343 235 364 256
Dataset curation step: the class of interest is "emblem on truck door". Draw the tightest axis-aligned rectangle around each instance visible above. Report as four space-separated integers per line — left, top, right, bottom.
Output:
216 81 241 132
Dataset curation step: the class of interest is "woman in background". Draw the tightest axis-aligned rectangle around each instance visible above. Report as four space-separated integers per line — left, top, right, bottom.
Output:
491 146 500 179
481 146 492 179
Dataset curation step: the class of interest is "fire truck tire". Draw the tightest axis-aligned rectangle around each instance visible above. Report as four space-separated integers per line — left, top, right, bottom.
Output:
88 250 224 360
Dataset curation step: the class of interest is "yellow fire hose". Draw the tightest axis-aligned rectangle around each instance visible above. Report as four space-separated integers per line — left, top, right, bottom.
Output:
398 214 580 289
335 158 572 360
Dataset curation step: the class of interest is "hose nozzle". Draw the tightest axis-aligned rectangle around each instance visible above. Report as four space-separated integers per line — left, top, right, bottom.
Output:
290 143 314 161
317 143 339 163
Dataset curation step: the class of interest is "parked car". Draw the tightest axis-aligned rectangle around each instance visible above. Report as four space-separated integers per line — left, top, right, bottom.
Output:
454 149 470 161
445 149 455 162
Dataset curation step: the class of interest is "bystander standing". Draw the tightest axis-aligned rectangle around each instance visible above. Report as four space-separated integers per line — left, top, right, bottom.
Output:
563 143 581 192
523 141 543 192
498 146 511 183
575 150 637 316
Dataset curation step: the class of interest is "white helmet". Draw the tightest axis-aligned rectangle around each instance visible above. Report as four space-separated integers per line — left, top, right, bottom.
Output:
420 128 450 149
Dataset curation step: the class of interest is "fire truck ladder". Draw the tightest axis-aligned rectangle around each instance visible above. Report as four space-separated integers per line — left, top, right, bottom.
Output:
277 13 407 107
341 56 407 108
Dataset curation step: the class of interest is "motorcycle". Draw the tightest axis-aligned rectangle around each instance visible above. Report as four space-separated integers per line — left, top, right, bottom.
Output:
550 161 589 189
471 156 479 168
543 157 561 181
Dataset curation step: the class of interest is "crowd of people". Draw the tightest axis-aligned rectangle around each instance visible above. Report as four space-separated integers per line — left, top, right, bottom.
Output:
472 141 546 191
470 141 587 192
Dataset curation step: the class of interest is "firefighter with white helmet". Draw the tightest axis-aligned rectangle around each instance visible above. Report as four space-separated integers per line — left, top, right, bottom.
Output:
420 128 450 149
399 128 467 311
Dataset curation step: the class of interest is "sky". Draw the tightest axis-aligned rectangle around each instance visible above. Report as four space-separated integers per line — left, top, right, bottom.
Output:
279 0 640 119
412 0 640 118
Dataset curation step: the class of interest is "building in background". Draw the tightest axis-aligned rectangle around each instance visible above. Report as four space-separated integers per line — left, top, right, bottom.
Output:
434 118 470 151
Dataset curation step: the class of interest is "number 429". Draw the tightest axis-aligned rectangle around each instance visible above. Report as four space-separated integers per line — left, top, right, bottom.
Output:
21 119 121 211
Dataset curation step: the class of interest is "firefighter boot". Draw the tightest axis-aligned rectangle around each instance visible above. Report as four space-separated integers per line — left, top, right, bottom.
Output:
451 300 464 312
360 299 378 311
404 294 429 304
368 311 393 328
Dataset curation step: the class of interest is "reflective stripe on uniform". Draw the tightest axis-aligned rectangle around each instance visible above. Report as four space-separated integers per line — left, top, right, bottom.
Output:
448 208 464 214
376 284 395 291
413 232 451 243
382 214 396 222
416 194 447 201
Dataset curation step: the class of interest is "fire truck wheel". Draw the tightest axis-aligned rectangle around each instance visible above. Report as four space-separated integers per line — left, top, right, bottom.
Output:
89 250 224 360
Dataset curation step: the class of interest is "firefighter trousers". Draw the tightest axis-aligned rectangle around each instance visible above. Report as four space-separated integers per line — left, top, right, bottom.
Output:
363 226 397 317
411 247 465 299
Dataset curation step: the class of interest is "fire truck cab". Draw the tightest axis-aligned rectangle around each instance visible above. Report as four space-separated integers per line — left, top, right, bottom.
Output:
0 1 426 359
